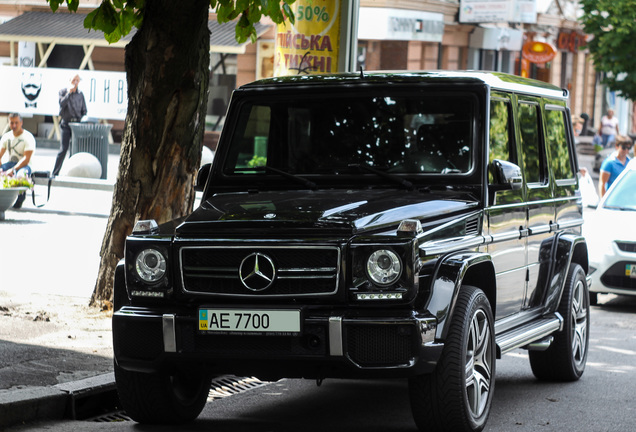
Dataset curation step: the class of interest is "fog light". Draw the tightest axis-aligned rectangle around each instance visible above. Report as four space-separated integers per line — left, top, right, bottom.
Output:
357 292 404 300
131 290 166 298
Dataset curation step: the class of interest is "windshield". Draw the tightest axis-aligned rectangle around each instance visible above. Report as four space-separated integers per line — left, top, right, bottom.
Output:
222 90 475 178
603 169 636 211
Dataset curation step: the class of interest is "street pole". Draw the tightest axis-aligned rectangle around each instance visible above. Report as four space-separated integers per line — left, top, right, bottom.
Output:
339 0 359 72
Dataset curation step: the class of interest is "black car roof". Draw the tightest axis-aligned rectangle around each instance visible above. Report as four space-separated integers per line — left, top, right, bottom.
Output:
238 70 568 101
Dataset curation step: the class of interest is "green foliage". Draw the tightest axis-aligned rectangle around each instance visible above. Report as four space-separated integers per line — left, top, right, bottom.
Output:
579 0 636 100
1 174 33 189
247 155 267 167
48 1 296 44
213 0 296 44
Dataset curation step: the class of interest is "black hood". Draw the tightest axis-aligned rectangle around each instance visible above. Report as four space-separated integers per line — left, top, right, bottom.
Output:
176 189 479 237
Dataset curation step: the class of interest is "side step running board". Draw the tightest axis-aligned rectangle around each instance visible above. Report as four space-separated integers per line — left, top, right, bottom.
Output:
495 313 563 358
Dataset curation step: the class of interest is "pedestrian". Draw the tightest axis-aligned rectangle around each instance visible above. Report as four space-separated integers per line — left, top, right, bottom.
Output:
598 135 632 198
578 167 599 207
52 73 87 176
597 109 619 148
572 115 584 137
0 113 36 208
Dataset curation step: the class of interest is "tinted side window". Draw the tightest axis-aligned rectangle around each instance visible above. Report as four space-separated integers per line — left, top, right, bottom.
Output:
226 105 271 170
518 103 545 184
545 109 574 180
489 98 514 183
489 99 511 162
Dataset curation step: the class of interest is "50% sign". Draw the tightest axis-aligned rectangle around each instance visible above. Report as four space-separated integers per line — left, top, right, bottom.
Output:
296 5 330 22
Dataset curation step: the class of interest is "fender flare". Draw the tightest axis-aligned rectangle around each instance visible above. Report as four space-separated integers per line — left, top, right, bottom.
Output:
424 251 495 341
543 233 588 313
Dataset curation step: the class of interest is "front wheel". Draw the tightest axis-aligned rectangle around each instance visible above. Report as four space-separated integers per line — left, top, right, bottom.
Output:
115 362 212 424
409 285 495 432
529 263 589 381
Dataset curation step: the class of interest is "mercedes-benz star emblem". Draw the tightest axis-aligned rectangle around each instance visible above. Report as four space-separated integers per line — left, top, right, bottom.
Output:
239 252 276 291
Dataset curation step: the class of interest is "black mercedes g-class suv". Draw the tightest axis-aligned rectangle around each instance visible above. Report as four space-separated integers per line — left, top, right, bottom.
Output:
113 71 590 431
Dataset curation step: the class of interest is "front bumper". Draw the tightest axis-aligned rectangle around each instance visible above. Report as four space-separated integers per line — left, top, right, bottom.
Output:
113 306 441 379
589 256 636 297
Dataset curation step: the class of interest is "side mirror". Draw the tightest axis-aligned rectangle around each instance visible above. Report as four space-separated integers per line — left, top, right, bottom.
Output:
490 159 523 190
195 163 211 192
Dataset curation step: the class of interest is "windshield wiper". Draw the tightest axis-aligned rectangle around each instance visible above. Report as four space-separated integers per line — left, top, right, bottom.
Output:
234 166 317 190
349 163 415 191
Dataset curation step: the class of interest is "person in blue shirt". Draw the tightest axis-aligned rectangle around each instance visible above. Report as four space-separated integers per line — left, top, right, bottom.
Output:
599 135 632 197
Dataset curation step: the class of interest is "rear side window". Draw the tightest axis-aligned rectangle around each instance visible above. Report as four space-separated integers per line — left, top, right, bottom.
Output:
545 109 574 180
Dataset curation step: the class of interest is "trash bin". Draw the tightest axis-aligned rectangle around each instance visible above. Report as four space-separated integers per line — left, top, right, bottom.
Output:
69 123 113 180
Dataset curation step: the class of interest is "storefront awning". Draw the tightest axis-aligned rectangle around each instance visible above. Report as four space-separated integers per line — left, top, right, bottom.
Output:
0 11 271 54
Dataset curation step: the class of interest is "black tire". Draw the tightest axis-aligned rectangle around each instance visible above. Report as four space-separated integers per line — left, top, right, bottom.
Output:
529 263 589 381
409 285 495 432
115 361 212 424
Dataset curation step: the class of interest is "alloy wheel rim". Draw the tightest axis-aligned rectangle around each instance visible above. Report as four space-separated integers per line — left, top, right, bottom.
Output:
465 308 492 418
571 279 588 368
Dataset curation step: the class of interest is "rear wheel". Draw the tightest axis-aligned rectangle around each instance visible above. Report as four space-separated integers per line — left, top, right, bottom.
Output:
115 362 211 424
409 285 495 432
529 263 589 381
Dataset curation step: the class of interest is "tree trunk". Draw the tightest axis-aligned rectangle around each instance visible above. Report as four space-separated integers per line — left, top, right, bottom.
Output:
90 0 210 307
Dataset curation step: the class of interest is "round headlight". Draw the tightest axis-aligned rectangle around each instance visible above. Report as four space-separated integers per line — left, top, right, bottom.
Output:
366 249 402 286
135 249 167 282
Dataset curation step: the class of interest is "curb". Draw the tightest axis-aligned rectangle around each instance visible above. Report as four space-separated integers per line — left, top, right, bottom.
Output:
32 175 115 192
0 373 116 429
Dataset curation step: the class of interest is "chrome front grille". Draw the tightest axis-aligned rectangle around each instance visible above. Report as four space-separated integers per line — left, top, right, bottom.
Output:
179 245 340 297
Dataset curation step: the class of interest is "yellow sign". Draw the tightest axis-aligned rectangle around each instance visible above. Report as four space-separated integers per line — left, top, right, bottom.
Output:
274 0 341 76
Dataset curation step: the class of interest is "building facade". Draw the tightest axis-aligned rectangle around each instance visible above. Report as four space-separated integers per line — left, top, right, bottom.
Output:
0 1 631 141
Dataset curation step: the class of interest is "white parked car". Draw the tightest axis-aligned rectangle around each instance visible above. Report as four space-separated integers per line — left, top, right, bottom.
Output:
586 159 636 305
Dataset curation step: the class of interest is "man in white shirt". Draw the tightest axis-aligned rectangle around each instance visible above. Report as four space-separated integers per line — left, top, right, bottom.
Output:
0 113 36 208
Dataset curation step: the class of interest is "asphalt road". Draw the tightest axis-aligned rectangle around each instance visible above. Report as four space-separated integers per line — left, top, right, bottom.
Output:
4 294 635 432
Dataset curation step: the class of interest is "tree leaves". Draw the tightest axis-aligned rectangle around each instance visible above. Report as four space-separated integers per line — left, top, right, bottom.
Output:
579 0 636 99
82 1 143 44
46 0 66 12
213 0 296 43
51 0 296 45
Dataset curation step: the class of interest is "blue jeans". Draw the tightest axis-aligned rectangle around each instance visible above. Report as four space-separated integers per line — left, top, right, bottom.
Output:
1 161 32 177
601 134 616 148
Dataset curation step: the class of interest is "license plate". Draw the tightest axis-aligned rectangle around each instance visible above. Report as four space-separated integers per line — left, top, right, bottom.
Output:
199 309 300 334
627 264 636 278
